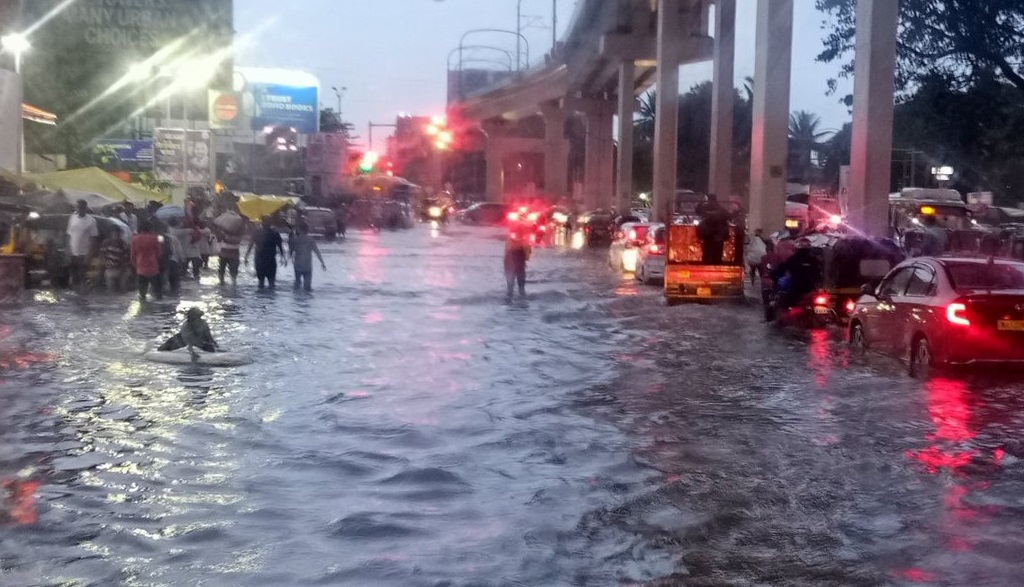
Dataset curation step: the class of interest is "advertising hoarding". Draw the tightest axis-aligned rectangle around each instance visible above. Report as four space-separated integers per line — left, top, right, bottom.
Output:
95 140 154 165
154 129 211 186
237 68 320 134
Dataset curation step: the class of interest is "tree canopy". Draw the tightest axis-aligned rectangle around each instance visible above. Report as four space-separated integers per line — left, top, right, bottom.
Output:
816 0 1024 97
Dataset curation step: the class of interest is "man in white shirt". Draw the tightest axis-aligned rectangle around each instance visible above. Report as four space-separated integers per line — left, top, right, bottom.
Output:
66 199 99 289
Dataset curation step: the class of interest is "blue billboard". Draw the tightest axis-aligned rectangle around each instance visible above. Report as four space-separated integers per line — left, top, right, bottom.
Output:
95 139 154 164
248 83 319 134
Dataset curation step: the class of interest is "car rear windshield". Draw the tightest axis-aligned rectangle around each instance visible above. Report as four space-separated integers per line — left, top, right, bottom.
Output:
653 228 666 244
628 226 650 241
946 262 1024 290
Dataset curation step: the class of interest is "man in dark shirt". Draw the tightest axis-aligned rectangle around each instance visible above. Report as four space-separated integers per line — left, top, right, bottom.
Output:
244 216 287 289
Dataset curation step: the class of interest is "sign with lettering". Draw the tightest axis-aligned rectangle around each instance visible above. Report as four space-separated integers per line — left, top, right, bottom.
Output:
20 0 232 50
248 83 319 134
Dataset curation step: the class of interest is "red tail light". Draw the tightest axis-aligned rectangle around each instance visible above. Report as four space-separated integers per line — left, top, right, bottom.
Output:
813 294 829 307
507 212 519 221
947 302 970 326
628 229 637 241
845 300 856 313
648 244 660 254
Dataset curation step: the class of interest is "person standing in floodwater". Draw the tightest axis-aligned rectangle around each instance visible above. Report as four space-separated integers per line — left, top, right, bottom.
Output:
244 216 287 289
289 222 327 292
503 233 531 299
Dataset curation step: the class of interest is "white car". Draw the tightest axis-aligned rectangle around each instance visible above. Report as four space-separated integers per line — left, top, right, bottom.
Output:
636 224 667 284
608 222 653 273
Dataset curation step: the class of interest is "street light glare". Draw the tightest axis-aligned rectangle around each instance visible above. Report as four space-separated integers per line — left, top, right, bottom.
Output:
127 63 151 83
1 33 31 54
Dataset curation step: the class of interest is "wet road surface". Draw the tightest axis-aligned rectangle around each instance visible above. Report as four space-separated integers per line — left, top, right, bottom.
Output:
1 225 1023 586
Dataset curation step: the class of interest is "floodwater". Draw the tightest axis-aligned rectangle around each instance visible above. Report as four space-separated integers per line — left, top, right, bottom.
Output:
1 226 1023 586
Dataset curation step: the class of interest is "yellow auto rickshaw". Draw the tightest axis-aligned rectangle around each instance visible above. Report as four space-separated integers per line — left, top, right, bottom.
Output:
664 223 745 303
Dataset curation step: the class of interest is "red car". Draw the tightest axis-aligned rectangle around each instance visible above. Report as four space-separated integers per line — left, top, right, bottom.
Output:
850 256 1024 377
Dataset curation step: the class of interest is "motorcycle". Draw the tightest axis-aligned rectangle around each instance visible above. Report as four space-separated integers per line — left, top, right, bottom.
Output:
765 277 835 329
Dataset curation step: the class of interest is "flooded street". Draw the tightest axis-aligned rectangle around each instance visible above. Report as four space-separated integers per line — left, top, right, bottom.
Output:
2 226 1024 586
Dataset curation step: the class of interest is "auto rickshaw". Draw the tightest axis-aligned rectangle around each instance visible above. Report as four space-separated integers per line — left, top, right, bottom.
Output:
815 236 905 324
664 223 745 303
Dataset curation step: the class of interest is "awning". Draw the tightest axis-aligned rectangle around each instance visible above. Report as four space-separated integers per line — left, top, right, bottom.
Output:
29 167 169 204
22 103 57 126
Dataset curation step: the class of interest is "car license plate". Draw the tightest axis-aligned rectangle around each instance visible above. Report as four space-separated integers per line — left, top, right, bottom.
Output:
814 306 831 315
697 287 712 297
997 320 1024 331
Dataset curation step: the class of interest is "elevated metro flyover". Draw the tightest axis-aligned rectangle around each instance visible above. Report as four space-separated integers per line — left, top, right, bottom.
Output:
451 0 899 236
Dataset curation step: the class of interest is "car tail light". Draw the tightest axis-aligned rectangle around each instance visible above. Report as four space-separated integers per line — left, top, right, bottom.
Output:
813 294 829 307
628 229 637 241
648 244 660 254
845 300 856 313
507 212 519 221
527 212 540 222
947 302 971 326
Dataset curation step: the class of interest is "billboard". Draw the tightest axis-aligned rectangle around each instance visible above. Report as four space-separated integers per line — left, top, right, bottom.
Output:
237 68 320 134
154 129 211 186
95 140 154 165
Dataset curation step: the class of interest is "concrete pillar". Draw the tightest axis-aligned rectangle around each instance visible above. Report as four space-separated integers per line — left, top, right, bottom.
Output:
0 71 23 174
616 61 636 213
848 0 899 236
709 0 736 201
541 101 569 201
485 143 504 202
584 102 615 210
653 0 681 223
748 0 793 233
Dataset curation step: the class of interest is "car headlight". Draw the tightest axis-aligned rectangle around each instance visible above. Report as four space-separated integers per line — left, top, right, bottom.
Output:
428 206 442 218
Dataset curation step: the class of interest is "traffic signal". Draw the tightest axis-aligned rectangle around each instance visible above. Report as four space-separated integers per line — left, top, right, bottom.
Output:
359 151 380 173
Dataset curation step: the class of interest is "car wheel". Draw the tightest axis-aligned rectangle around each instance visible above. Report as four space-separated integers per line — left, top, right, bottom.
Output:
909 336 932 379
849 322 867 353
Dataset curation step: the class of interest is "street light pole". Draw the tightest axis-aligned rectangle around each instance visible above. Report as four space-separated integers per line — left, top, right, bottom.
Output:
516 0 522 71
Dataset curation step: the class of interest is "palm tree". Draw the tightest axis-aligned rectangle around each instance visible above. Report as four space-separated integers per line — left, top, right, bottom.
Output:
788 110 832 182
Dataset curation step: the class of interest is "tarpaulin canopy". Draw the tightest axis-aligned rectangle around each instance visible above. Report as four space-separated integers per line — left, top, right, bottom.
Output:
30 167 169 204
0 189 113 213
237 195 298 222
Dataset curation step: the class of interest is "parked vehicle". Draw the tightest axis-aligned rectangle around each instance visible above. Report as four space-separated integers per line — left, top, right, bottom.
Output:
850 256 1024 377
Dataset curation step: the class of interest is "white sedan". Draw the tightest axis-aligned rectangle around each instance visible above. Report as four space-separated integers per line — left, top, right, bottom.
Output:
608 222 653 273
636 224 666 284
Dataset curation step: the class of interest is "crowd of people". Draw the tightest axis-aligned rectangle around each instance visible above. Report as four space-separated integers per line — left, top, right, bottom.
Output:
50 193 329 301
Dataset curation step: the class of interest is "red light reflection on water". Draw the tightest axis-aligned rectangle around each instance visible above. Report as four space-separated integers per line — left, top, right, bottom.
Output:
807 329 831 388
1 479 39 525
905 377 977 473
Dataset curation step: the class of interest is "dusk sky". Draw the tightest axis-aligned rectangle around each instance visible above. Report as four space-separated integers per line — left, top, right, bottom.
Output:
235 0 853 150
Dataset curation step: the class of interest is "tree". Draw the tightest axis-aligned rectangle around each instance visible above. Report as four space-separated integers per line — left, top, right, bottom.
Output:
631 84 753 196
319 108 357 138
787 111 832 183
817 0 1024 97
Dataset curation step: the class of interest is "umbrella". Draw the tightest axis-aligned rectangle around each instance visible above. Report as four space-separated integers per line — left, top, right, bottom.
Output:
154 205 186 222
237 195 298 222
30 167 170 205
25 214 131 244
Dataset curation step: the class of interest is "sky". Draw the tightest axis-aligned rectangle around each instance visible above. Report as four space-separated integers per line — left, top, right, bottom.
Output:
235 0 854 150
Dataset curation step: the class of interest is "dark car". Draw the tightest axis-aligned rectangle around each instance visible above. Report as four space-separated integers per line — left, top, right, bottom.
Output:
581 212 614 247
457 202 509 226
850 256 1024 377
300 207 340 239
